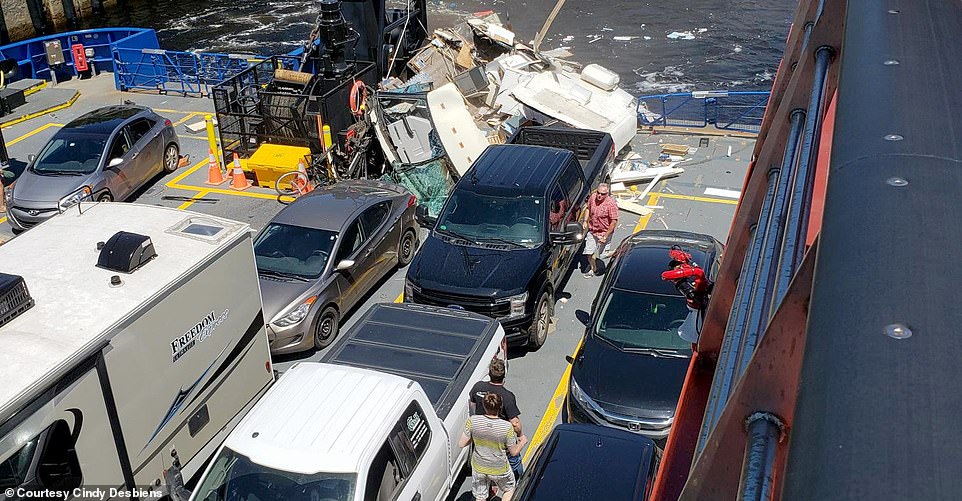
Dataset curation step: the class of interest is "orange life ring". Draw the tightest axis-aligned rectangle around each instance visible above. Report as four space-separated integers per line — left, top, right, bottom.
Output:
349 80 367 116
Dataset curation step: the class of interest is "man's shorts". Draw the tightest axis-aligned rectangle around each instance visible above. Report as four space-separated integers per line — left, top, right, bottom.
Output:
471 470 516 500
583 232 609 256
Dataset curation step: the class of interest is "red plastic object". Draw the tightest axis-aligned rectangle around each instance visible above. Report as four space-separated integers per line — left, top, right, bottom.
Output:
71 44 88 72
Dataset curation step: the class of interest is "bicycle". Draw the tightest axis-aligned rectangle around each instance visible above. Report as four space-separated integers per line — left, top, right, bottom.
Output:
274 155 334 202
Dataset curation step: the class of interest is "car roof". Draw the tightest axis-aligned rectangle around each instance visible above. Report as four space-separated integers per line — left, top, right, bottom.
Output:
224 362 412 474
62 105 148 134
611 230 721 295
463 145 573 196
270 180 403 231
519 424 655 501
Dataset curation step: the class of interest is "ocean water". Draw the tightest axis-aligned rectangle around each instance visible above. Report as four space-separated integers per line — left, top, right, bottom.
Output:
80 0 796 94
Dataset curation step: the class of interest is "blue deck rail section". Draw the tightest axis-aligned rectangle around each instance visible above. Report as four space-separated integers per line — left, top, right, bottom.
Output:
0 27 153 82
0 27 259 96
637 91 771 134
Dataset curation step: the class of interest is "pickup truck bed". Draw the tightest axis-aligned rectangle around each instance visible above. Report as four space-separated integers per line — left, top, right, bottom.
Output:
320 303 502 420
508 126 615 187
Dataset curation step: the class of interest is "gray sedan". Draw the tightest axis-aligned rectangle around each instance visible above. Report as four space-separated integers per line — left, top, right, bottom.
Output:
5 105 179 232
254 180 420 355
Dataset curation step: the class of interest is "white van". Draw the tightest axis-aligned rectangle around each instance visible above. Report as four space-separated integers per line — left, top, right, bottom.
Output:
0 203 273 499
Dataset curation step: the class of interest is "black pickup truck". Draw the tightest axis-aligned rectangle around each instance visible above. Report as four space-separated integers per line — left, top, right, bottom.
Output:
405 126 615 349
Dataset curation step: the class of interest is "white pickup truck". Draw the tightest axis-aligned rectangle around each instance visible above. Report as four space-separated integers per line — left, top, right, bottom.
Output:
189 303 506 501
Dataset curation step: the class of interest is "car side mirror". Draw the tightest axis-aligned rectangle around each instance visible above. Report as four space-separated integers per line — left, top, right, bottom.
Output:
335 259 355 272
28 154 36 163
550 221 585 245
107 158 123 169
414 204 436 227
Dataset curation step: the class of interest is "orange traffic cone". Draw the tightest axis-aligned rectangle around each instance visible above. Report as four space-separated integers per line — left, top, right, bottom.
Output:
229 153 252 191
295 161 313 195
204 149 226 185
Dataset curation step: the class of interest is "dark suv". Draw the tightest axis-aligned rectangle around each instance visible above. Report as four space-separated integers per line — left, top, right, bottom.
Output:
564 230 723 441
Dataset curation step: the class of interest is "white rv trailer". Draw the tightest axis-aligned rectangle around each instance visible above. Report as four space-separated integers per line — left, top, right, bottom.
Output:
0 203 273 498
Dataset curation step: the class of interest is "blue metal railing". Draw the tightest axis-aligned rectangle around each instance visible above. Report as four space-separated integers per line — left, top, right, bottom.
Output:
0 27 264 95
113 47 257 96
0 27 154 81
637 91 771 134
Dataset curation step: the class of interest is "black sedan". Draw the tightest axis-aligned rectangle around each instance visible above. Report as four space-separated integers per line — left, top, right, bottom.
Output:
253 180 419 355
564 230 723 441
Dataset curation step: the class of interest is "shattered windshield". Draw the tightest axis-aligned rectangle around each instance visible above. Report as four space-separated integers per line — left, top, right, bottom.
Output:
435 191 544 248
193 448 356 501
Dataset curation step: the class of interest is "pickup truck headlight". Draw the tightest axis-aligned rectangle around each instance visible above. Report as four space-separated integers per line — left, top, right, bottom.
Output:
273 296 316 327
497 292 528 319
3 184 13 204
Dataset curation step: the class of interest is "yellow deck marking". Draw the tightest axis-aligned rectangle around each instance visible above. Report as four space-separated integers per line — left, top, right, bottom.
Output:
657 192 739 205
172 112 202 127
0 216 6 225
633 193 662 233
523 336 585 464
8 123 64 145
0 93 79 129
177 190 210 210
395 293 404 303
153 108 212 115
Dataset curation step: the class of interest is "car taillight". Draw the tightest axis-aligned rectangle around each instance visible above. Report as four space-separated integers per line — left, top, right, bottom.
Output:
407 194 417 208
164 119 172 127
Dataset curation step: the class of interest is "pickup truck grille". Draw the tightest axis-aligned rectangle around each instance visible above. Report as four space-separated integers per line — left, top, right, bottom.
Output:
410 288 511 318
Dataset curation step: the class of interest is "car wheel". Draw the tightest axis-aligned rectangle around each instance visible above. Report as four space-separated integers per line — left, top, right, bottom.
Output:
163 143 180 173
397 228 418 267
98 192 113 202
313 306 340 350
527 291 551 351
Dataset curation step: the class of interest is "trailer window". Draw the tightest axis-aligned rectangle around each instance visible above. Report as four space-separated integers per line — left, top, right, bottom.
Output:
36 420 83 491
1 420 82 491
0 438 37 488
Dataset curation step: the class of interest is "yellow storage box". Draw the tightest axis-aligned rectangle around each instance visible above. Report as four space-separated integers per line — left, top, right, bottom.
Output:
246 144 312 189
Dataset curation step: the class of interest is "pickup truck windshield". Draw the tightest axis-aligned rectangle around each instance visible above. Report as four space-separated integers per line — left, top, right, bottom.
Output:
435 191 544 247
595 289 693 354
193 447 356 501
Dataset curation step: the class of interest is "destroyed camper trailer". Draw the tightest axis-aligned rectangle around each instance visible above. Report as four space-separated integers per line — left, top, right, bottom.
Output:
0 203 273 498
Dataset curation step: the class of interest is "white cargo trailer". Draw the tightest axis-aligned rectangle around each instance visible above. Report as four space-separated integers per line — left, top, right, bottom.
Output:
0 203 273 499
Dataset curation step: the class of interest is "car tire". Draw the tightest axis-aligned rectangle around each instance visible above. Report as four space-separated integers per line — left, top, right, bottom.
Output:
313 306 340 350
397 228 418 267
98 192 113 202
527 291 551 351
163 143 180 173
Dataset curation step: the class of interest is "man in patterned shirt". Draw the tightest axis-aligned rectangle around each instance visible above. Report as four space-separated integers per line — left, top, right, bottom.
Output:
459 392 528 501
582 182 619 277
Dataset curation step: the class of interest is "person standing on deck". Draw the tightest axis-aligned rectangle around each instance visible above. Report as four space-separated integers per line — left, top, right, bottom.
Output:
582 182 619 277
470 358 526 480
459 392 527 501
